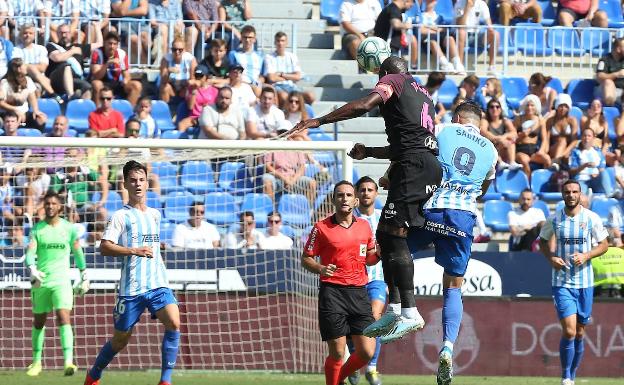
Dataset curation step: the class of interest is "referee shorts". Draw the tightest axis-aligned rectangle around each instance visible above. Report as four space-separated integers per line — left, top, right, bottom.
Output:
318 283 374 341
380 152 442 229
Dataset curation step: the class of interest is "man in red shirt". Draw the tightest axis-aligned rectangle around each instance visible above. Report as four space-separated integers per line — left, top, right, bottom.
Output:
88 86 125 138
302 181 378 385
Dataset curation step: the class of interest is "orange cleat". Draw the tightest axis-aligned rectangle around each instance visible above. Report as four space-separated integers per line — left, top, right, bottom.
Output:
84 372 100 385
157 381 172 385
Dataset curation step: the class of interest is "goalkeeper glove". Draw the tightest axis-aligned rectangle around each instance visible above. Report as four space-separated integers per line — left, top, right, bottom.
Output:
73 270 90 296
29 265 46 288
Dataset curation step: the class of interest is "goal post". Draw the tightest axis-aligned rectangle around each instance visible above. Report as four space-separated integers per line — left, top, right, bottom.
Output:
0 136 353 373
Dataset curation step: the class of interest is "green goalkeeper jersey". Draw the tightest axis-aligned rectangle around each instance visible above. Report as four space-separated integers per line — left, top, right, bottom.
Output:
25 219 84 287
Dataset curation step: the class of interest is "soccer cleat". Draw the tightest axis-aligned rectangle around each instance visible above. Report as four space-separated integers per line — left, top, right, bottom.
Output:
64 363 78 376
347 370 360 385
84 372 100 385
26 361 42 376
157 381 172 385
437 347 453 385
561 379 574 385
363 312 400 337
365 369 382 385
379 315 425 344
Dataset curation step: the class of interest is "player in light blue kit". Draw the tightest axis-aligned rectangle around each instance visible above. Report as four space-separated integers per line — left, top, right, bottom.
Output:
84 161 180 385
539 180 608 385
405 102 497 385
347 176 386 385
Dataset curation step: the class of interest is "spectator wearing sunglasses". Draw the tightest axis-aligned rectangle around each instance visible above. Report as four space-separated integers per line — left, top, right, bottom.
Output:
87 86 125 138
159 36 197 104
224 211 265 249
171 202 221 249
259 211 293 250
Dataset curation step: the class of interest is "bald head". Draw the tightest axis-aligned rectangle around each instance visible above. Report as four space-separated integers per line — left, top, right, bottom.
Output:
52 115 68 137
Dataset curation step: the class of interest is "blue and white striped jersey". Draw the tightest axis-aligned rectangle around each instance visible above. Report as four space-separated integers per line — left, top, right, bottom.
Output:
13 43 48 66
354 207 384 282
425 123 497 214
228 49 264 85
79 0 111 20
102 205 169 296
539 206 608 289
8 1 43 25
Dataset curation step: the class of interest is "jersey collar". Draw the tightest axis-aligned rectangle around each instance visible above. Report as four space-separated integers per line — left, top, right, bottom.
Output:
331 213 357 228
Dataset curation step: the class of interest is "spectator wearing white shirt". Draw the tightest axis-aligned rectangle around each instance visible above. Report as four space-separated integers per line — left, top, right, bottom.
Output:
224 210 265 249
508 189 546 251
453 0 499 75
263 31 314 108
229 63 256 108
259 211 293 250
198 86 246 140
340 0 381 61
246 86 286 140
171 202 221 249
13 23 61 101
569 128 614 196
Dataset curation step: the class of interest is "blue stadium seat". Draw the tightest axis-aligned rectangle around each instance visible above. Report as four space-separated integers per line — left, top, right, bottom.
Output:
495 169 529 200
547 77 564 94
305 103 315 118
404 1 421 20
304 163 322 179
555 200 565 212
532 199 550 219
483 200 513 232
480 182 503 201
320 0 341 25
548 27 585 56
314 152 337 166
180 160 219 194
147 191 162 213
278 193 311 227
241 193 273 228
91 190 124 213
17 128 42 137
152 161 182 194
598 0 624 28
112 99 133 122
152 100 176 131
66 129 77 137
591 197 619 225
204 192 239 226
279 224 296 239
501 77 529 110
570 106 583 133
309 130 333 141
66 99 96 134
538 0 556 26
581 29 612 57
329 164 360 183
530 169 561 201
494 25 516 55
164 191 194 223
161 130 181 139
438 78 458 108
218 161 246 191
603 106 619 142
514 23 554 56
566 79 596 109
37 98 61 131
435 0 454 24
375 198 384 210
160 221 176 246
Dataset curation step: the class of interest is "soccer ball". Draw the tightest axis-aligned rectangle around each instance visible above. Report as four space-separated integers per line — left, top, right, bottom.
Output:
356 37 391 74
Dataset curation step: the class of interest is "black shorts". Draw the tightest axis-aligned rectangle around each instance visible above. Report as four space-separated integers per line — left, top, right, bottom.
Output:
516 143 538 156
103 80 127 98
381 152 442 229
557 7 588 21
318 283 374 341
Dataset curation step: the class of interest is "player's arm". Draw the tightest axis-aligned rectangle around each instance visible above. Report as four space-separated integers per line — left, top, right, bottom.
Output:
100 239 153 258
71 237 90 295
349 143 391 160
25 232 46 285
571 216 609 265
289 93 383 136
302 251 336 277
538 220 568 270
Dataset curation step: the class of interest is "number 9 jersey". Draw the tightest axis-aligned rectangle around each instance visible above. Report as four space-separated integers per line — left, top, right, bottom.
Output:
424 123 497 214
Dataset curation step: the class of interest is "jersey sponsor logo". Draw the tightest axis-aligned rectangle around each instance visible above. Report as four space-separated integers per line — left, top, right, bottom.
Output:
424 135 437 150
597 60 605 71
142 234 160 243
45 243 66 250
425 184 438 194
383 206 397 219
438 181 471 195
562 238 586 245
307 227 318 252
360 244 367 257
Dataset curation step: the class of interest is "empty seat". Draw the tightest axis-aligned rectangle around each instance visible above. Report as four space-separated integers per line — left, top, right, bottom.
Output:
146 190 162 213
180 160 219 194
582 29 612 56
480 182 503 201
438 78 458 108
566 79 596 109
538 0 556 26
434 0 454 24
495 169 529 200
66 99 96 133
152 161 181 194
598 0 624 28
570 106 583 132
532 199 550 219
218 161 246 191
161 130 181 139
548 27 585 56
204 192 239 226
17 128 42 137
483 200 513 232
160 221 176 246
241 193 274 227
514 23 554 56
151 100 176 131
603 106 619 142
278 193 311 227
501 77 529 110
164 191 194 223
111 99 133 122
37 98 61 131
320 0 341 25
547 77 564 94
591 197 619 225
530 169 561 201
92 190 124 213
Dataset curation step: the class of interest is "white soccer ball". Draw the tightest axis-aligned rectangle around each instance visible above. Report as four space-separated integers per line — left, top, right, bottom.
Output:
356 37 392 74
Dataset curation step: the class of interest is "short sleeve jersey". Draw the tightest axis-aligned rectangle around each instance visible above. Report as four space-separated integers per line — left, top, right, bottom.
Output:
596 53 624 89
304 215 375 287
29 219 78 287
371 73 437 159
539 206 608 289
102 205 169 296
91 47 129 82
353 207 383 283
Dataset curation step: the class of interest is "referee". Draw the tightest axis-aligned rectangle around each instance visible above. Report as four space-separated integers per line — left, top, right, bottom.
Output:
539 180 608 385
302 181 378 385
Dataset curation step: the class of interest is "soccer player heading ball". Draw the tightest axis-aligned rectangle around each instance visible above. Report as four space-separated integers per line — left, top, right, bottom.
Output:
84 161 180 385
26 190 89 377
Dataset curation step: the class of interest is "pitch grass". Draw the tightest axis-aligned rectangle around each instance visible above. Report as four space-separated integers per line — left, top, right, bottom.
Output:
0 371 623 385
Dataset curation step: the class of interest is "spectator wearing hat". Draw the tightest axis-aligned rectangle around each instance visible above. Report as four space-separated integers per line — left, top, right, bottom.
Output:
546 93 578 168
227 25 264 96
259 211 293 250
514 94 551 177
177 65 219 133
229 63 257 109
159 36 197 104
596 37 624 107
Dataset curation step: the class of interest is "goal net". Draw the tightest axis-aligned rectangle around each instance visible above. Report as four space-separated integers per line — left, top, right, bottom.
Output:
0 136 354 373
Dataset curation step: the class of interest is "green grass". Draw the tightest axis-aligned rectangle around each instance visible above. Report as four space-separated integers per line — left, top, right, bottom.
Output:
0 371 622 385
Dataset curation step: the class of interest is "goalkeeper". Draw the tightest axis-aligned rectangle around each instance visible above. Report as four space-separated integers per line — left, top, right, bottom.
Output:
25 190 89 377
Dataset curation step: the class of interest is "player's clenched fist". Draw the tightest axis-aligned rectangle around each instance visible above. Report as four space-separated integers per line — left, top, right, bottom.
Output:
349 143 367 160
132 246 153 258
320 264 337 277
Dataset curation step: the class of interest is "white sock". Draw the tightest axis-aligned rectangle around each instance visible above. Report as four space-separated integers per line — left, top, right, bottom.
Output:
443 340 454 351
387 303 401 315
452 56 461 66
401 307 420 319
367 365 376 372
439 56 449 65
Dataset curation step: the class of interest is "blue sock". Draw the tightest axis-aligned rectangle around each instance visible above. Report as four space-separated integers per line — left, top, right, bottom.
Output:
161 330 180 383
442 288 463 344
89 341 116 380
570 338 585 380
368 337 381 369
559 337 575 379
346 337 355 355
